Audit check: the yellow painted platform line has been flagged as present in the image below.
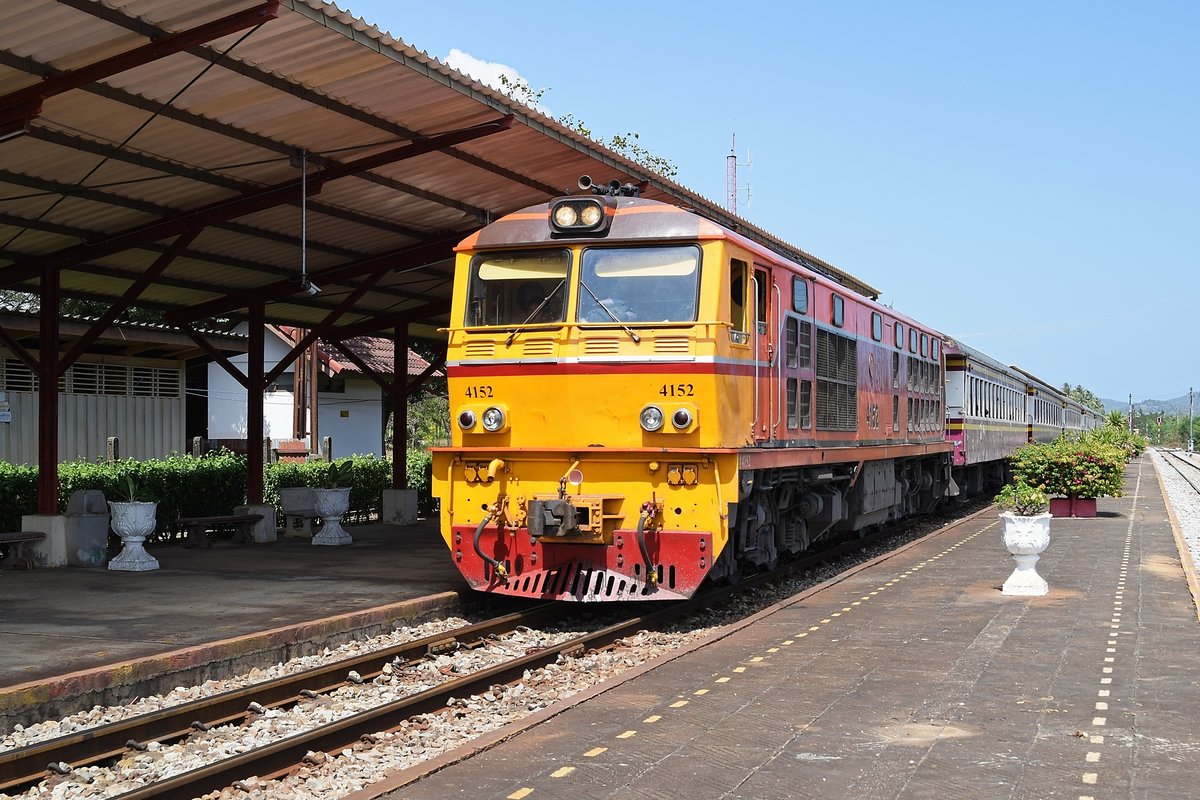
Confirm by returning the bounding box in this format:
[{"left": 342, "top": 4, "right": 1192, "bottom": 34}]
[
  {"left": 616, "top": 730, "right": 637, "bottom": 739},
  {"left": 507, "top": 789, "right": 534, "bottom": 799},
  {"left": 644, "top": 714, "right": 662, "bottom": 723},
  {"left": 669, "top": 700, "right": 688, "bottom": 708},
  {"left": 583, "top": 747, "right": 607, "bottom": 757},
  {"left": 550, "top": 766, "right": 575, "bottom": 778}
]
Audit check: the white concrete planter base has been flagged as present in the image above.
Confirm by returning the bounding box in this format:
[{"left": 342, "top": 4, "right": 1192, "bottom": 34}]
[
  {"left": 1000, "top": 511, "right": 1051, "bottom": 596},
  {"left": 108, "top": 501, "right": 160, "bottom": 572},
  {"left": 311, "top": 488, "right": 352, "bottom": 546}
]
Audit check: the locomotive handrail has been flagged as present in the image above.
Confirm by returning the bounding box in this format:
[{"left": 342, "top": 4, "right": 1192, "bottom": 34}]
[
  {"left": 751, "top": 274, "right": 760, "bottom": 436},
  {"left": 772, "top": 281, "right": 783, "bottom": 436}
]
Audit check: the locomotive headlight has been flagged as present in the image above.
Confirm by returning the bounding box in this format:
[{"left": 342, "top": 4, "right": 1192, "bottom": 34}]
[
  {"left": 457, "top": 409, "right": 477, "bottom": 430},
  {"left": 549, "top": 198, "right": 612, "bottom": 236},
  {"left": 552, "top": 203, "right": 579, "bottom": 227},
  {"left": 671, "top": 407, "right": 694, "bottom": 429},
  {"left": 639, "top": 405, "right": 665, "bottom": 432},
  {"left": 579, "top": 202, "right": 603, "bottom": 227},
  {"left": 481, "top": 406, "right": 506, "bottom": 432}
]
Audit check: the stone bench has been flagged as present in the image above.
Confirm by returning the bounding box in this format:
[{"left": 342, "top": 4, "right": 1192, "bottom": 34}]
[{"left": 174, "top": 514, "right": 264, "bottom": 549}]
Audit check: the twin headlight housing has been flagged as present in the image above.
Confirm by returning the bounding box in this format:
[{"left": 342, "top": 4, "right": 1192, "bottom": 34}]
[
  {"left": 548, "top": 197, "right": 613, "bottom": 236},
  {"left": 458, "top": 406, "right": 507, "bottom": 433},
  {"left": 639, "top": 404, "right": 697, "bottom": 433}
]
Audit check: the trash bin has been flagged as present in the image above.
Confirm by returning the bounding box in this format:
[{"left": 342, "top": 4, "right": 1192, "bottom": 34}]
[{"left": 64, "top": 490, "right": 109, "bottom": 567}]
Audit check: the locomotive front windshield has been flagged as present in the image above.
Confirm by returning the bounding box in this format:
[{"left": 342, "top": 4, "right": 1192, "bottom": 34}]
[
  {"left": 577, "top": 245, "right": 701, "bottom": 324},
  {"left": 464, "top": 249, "right": 570, "bottom": 327}
]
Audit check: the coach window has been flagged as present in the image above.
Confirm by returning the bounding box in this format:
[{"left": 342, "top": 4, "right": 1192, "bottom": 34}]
[
  {"left": 729, "top": 259, "right": 749, "bottom": 343},
  {"left": 892, "top": 351, "right": 900, "bottom": 389},
  {"left": 786, "top": 378, "right": 798, "bottom": 429},
  {"left": 832, "top": 294, "right": 845, "bottom": 327},
  {"left": 871, "top": 312, "right": 883, "bottom": 341},
  {"left": 894, "top": 322, "right": 903, "bottom": 348},
  {"left": 920, "top": 334, "right": 928, "bottom": 357},
  {"left": 892, "top": 395, "right": 899, "bottom": 432},
  {"left": 785, "top": 317, "right": 798, "bottom": 368},
  {"left": 758, "top": 267, "right": 768, "bottom": 333},
  {"left": 792, "top": 276, "right": 808, "bottom": 313},
  {"left": 932, "top": 338, "right": 940, "bottom": 361},
  {"left": 800, "top": 379, "right": 812, "bottom": 429},
  {"left": 909, "top": 328, "right": 918, "bottom": 353}
]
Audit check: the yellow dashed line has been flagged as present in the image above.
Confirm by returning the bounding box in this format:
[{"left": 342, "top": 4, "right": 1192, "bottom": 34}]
[
  {"left": 820, "top": 619, "right": 831, "bottom": 624},
  {"left": 715, "top": 677, "right": 731, "bottom": 683},
  {"left": 1090, "top": 735, "right": 1104, "bottom": 744},
  {"left": 616, "top": 730, "right": 637, "bottom": 739},
  {"left": 1093, "top": 716, "right": 1107, "bottom": 726},
  {"left": 750, "top": 656, "right": 764, "bottom": 662},
  {"left": 1095, "top": 702, "right": 1108, "bottom": 710},
  {"left": 782, "top": 640, "right": 794, "bottom": 645},
  {"left": 584, "top": 747, "right": 607, "bottom": 757},
  {"left": 670, "top": 700, "right": 688, "bottom": 708},
  {"left": 1082, "top": 773, "right": 1098, "bottom": 784},
  {"left": 551, "top": 766, "right": 575, "bottom": 778},
  {"left": 809, "top": 626, "right": 820, "bottom": 631},
  {"left": 733, "top": 667, "right": 746, "bottom": 673},
  {"left": 644, "top": 715, "right": 661, "bottom": 723},
  {"left": 1086, "top": 752, "right": 1100, "bottom": 763},
  {"left": 694, "top": 689, "right": 709, "bottom": 695},
  {"left": 1098, "top": 690, "right": 1109, "bottom": 697},
  {"left": 767, "top": 647, "right": 780, "bottom": 653},
  {"left": 507, "top": 789, "right": 534, "bottom": 799}
]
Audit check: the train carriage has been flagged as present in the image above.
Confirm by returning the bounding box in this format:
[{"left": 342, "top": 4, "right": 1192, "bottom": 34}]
[
  {"left": 432, "top": 181, "right": 954, "bottom": 601},
  {"left": 943, "top": 342, "right": 1029, "bottom": 494}
]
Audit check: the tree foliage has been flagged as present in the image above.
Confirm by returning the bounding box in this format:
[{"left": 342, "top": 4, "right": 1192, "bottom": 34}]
[
  {"left": 498, "top": 75, "right": 678, "bottom": 179},
  {"left": 1060, "top": 382, "right": 1105, "bottom": 413}
]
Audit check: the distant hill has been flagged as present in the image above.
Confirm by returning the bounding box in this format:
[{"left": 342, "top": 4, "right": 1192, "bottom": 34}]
[{"left": 1102, "top": 395, "right": 1192, "bottom": 415}]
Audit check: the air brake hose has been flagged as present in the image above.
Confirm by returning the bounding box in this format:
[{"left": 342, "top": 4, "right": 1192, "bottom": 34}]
[
  {"left": 472, "top": 512, "right": 507, "bottom": 583},
  {"left": 635, "top": 512, "right": 658, "bottom": 587}
]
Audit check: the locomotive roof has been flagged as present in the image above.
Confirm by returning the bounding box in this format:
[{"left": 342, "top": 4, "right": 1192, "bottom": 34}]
[{"left": 459, "top": 197, "right": 880, "bottom": 299}]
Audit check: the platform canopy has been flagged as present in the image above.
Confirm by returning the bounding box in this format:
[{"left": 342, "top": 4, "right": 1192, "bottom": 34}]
[
  {"left": 0, "top": 0, "right": 878, "bottom": 512},
  {"left": 0, "top": 0, "right": 874, "bottom": 342}
]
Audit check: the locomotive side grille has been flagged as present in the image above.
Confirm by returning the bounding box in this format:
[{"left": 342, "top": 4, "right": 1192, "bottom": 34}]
[
  {"left": 521, "top": 338, "right": 554, "bottom": 357},
  {"left": 815, "top": 328, "right": 858, "bottom": 430},
  {"left": 583, "top": 337, "right": 620, "bottom": 354},
  {"left": 464, "top": 341, "right": 495, "bottom": 359},
  {"left": 654, "top": 336, "right": 690, "bottom": 354}
]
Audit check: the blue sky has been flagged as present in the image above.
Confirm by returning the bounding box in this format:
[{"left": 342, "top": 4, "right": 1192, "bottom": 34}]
[{"left": 343, "top": 1, "right": 1196, "bottom": 403}]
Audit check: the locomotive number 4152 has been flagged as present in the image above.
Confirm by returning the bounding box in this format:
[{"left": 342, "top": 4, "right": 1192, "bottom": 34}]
[
  {"left": 658, "top": 383, "right": 694, "bottom": 397},
  {"left": 464, "top": 385, "right": 493, "bottom": 398}
]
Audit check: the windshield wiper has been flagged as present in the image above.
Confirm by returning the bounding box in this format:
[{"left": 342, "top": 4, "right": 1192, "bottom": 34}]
[
  {"left": 505, "top": 279, "right": 565, "bottom": 346},
  {"left": 580, "top": 281, "right": 641, "bottom": 343}
]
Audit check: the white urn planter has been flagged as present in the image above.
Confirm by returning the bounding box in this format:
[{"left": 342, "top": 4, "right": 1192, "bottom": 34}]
[
  {"left": 311, "top": 488, "right": 352, "bottom": 546},
  {"left": 108, "top": 501, "right": 160, "bottom": 572},
  {"left": 999, "top": 511, "right": 1051, "bottom": 596}
]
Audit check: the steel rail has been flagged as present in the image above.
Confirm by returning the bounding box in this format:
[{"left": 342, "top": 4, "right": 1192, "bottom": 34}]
[
  {"left": 0, "top": 604, "right": 564, "bottom": 792},
  {"left": 6, "top": 503, "right": 986, "bottom": 798},
  {"left": 1161, "top": 449, "right": 1200, "bottom": 495}
]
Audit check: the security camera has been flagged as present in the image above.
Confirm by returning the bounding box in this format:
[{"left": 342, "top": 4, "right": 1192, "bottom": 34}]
[{"left": 300, "top": 279, "right": 320, "bottom": 296}]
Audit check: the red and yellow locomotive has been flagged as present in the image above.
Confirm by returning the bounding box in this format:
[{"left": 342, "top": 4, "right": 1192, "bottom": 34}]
[{"left": 432, "top": 179, "right": 954, "bottom": 600}]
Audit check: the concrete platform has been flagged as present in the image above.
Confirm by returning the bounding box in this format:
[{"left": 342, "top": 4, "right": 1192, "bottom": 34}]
[
  {"left": 0, "top": 520, "right": 466, "bottom": 730},
  {"left": 380, "top": 456, "right": 1200, "bottom": 799}
]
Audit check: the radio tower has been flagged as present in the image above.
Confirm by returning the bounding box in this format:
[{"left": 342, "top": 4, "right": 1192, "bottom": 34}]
[{"left": 725, "top": 132, "right": 751, "bottom": 216}]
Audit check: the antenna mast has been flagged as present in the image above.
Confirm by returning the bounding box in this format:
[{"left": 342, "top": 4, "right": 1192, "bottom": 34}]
[{"left": 725, "top": 132, "right": 751, "bottom": 216}]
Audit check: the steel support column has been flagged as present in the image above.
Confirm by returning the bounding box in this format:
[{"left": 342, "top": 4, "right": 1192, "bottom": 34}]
[
  {"left": 393, "top": 324, "right": 409, "bottom": 488},
  {"left": 246, "top": 302, "right": 266, "bottom": 505},
  {"left": 37, "top": 263, "right": 60, "bottom": 514}
]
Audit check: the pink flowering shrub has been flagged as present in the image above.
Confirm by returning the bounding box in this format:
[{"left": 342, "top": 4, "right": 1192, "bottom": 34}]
[{"left": 1009, "top": 436, "right": 1125, "bottom": 499}]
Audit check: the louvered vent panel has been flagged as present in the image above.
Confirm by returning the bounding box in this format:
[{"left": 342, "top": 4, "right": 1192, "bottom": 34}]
[
  {"left": 584, "top": 338, "right": 620, "bottom": 354},
  {"left": 654, "top": 336, "right": 690, "bottom": 354},
  {"left": 2, "top": 359, "right": 36, "bottom": 392},
  {"left": 464, "top": 341, "right": 496, "bottom": 359},
  {"left": 69, "top": 363, "right": 101, "bottom": 394},
  {"left": 521, "top": 339, "right": 554, "bottom": 357},
  {"left": 815, "top": 329, "right": 858, "bottom": 431}
]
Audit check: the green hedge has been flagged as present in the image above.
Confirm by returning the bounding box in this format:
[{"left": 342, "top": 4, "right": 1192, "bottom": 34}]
[{"left": 0, "top": 451, "right": 434, "bottom": 532}]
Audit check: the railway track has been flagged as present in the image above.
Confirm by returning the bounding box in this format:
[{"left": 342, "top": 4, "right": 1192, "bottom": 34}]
[
  {"left": 1159, "top": 448, "right": 1200, "bottom": 494},
  {"left": 0, "top": 502, "right": 989, "bottom": 800}
]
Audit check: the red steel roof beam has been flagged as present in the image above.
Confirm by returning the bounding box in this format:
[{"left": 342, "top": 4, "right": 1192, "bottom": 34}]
[
  {"left": 0, "top": 2, "right": 280, "bottom": 137},
  {"left": 167, "top": 235, "right": 461, "bottom": 325},
  {"left": 0, "top": 116, "right": 514, "bottom": 289}
]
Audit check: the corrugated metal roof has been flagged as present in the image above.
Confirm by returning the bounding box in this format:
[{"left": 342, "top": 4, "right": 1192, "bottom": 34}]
[{"left": 0, "top": 0, "right": 877, "bottom": 350}]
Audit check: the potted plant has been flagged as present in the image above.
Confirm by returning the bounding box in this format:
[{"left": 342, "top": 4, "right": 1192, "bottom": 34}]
[
  {"left": 108, "top": 475, "right": 160, "bottom": 571},
  {"left": 312, "top": 459, "right": 354, "bottom": 546},
  {"left": 994, "top": 481, "right": 1050, "bottom": 596}
]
